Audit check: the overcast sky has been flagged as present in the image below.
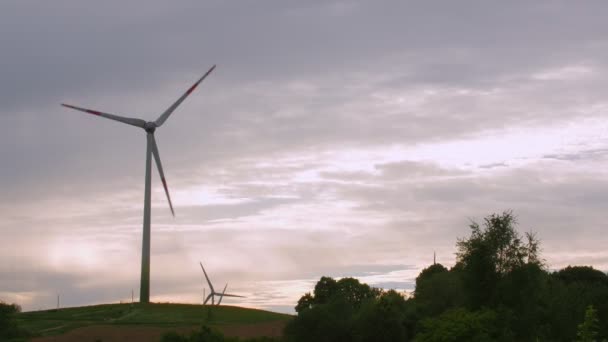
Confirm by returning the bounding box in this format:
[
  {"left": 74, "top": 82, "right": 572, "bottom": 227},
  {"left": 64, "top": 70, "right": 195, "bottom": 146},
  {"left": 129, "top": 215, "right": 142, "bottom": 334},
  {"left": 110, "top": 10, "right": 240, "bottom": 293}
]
[{"left": 2, "top": 1, "right": 608, "bottom": 313}]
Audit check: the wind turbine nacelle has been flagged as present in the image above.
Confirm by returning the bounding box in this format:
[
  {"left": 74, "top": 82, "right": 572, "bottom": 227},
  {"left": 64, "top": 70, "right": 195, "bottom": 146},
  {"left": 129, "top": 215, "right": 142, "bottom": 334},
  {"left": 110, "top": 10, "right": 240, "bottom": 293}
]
[{"left": 144, "top": 122, "right": 157, "bottom": 133}]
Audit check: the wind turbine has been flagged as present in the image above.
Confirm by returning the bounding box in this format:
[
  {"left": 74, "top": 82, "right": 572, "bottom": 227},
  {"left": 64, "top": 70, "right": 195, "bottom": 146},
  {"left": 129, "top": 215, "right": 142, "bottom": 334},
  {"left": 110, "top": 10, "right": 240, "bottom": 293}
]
[
  {"left": 199, "top": 261, "right": 244, "bottom": 305},
  {"left": 62, "top": 65, "right": 216, "bottom": 303}
]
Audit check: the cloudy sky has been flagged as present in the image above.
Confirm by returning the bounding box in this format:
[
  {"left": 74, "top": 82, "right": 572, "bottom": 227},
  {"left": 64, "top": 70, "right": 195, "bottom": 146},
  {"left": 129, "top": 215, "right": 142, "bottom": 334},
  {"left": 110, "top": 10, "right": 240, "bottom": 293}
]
[{"left": 2, "top": 1, "right": 608, "bottom": 313}]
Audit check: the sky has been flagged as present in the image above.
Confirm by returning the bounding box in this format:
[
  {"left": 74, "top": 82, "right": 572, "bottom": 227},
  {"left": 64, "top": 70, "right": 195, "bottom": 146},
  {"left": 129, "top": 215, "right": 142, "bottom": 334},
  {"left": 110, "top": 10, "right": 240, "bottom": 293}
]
[{"left": 2, "top": 1, "right": 608, "bottom": 313}]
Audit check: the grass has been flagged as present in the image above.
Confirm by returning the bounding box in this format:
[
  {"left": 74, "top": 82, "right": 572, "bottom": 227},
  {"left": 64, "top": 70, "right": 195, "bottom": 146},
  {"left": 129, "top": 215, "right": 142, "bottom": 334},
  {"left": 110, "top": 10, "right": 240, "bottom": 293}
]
[{"left": 17, "top": 303, "right": 292, "bottom": 337}]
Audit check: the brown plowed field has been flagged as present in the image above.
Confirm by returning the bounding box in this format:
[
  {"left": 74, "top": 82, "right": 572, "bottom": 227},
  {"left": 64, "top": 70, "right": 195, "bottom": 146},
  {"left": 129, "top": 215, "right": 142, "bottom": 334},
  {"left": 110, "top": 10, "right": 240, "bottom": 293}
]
[{"left": 31, "top": 320, "right": 287, "bottom": 342}]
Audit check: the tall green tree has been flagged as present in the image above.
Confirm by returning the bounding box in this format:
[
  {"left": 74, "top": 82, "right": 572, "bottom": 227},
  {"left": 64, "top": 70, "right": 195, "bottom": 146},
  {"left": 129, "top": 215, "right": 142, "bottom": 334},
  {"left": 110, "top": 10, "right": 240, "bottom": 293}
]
[
  {"left": 352, "top": 290, "right": 410, "bottom": 342},
  {"left": 414, "top": 264, "right": 464, "bottom": 317},
  {"left": 455, "top": 211, "right": 542, "bottom": 308},
  {"left": 576, "top": 305, "right": 600, "bottom": 342},
  {"left": 287, "top": 277, "right": 391, "bottom": 342}
]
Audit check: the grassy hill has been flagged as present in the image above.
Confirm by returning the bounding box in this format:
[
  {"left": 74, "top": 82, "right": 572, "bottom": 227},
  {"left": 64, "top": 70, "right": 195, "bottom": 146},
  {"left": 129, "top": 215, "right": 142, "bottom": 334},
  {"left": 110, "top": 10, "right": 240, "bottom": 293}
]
[{"left": 17, "top": 303, "right": 292, "bottom": 340}]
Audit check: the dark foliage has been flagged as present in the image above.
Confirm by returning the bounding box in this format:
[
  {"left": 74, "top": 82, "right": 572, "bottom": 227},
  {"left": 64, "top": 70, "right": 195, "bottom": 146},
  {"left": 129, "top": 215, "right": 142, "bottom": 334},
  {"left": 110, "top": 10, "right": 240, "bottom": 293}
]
[
  {"left": 556, "top": 266, "right": 608, "bottom": 285},
  {"left": 0, "top": 302, "right": 27, "bottom": 340},
  {"left": 414, "top": 263, "right": 464, "bottom": 317},
  {"left": 415, "top": 308, "right": 501, "bottom": 342},
  {"left": 286, "top": 211, "right": 608, "bottom": 342},
  {"left": 352, "top": 290, "right": 410, "bottom": 342},
  {"left": 285, "top": 277, "right": 395, "bottom": 342},
  {"left": 456, "top": 211, "right": 543, "bottom": 309}
]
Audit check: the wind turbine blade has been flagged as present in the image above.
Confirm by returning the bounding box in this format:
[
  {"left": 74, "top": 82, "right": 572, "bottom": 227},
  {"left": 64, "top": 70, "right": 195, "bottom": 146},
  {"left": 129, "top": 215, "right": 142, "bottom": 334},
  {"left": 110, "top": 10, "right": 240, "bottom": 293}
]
[
  {"left": 61, "top": 103, "right": 146, "bottom": 128},
  {"left": 221, "top": 294, "right": 245, "bottom": 298},
  {"left": 149, "top": 134, "right": 174, "bottom": 217},
  {"left": 218, "top": 284, "right": 228, "bottom": 305},
  {"left": 204, "top": 293, "right": 212, "bottom": 305},
  {"left": 155, "top": 65, "right": 216, "bottom": 127},
  {"left": 199, "top": 262, "right": 215, "bottom": 293}
]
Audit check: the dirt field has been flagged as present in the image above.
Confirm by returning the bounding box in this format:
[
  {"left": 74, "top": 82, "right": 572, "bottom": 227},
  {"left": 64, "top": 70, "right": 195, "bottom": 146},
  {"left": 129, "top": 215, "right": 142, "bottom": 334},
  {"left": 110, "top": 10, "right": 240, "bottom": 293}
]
[{"left": 31, "top": 320, "right": 287, "bottom": 342}]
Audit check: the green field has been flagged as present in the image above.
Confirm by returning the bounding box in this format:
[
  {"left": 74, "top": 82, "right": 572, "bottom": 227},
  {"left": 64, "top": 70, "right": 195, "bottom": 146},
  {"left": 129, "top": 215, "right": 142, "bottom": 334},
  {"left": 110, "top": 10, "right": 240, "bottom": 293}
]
[{"left": 17, "top": 303, "right": 292, "bottom": 338}]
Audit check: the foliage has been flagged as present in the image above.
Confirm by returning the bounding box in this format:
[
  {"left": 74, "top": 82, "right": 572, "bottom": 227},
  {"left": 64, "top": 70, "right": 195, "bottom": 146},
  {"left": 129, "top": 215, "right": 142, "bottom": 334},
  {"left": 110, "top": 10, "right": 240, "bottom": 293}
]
[
  {"left": 287, "top": 212, "right": 608, "bottom": 342},
  {"left": 557, "top": 266, "right": 608, "bottom": 285},
  {"left": 286, "top": 277, "right": 406, "bottom": 342},
  {"left": 576, "top": 305, "right": 600, "bottom": 342},
  {"left": 294, "top": 293, "right": 314, "bottom": 313},
  {"left": 0, "top": 301, "right": 26, "bottom": 340},
  {"left": 414, "top": 308, "right": 500, "bottom": 342},
  {"left": 414, "top": 263, "right": 464, "bottom": 317},
  {"left": 352, "top": 290, "right": 410, "bottom": 342},
  {"left": 539, "top": 266, "right": 608, "bottom": 341},
  {"left": 308, "top": 276, "right": 381, "bottom": 310},
  {"left": 285, "top": 295, "right": 356, "bottom": 342},
  {"left": 455, "top": 211, "right": 542, "bottom": 309},
  {"left": 493, "top": 263, "right": 550, "bottom": 339}
]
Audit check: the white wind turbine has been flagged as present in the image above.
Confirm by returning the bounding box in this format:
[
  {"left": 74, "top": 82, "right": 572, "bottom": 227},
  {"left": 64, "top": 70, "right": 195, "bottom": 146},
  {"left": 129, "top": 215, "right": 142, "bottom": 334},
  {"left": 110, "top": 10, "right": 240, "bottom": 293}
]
[
  {"left": 200, "top": 262, "right": 244, "bottom": 305},
  {"left": 62, "top": 65, "right": 216, "bottom": 303}
]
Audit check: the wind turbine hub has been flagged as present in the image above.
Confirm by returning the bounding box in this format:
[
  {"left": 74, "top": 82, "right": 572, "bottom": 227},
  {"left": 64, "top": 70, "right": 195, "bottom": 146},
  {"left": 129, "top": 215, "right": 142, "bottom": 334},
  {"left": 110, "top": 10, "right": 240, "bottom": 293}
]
[{"left": 144, "top": 122, "right": 157, "bottom": 133}]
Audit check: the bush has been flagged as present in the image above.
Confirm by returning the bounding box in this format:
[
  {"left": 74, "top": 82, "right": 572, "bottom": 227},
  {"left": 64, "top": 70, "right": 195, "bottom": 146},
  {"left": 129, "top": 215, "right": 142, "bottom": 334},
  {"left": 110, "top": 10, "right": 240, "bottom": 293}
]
[
  {"left": 352, "top": 290, "right": 410, "bottom": 342},
  {"left": 414, "top": 308, "right": 501, "bottom": 342},
  {"left": 0, "top": 301, "right": 25, "bottom": 339},
  {"left": 286, "top": 277, "right": 413, "bottom": 342}
]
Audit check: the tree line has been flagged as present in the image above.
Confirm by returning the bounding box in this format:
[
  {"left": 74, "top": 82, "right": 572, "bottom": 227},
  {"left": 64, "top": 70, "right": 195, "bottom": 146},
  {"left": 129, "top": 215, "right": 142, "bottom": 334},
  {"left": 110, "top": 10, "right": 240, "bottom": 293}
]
[{"left": 284, "top": 211, "right": 608, "bottom": 341}]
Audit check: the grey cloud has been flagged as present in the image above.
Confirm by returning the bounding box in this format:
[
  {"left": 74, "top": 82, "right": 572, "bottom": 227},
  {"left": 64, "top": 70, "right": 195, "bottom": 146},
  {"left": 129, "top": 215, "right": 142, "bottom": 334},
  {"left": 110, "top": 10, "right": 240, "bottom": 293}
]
[
  {"left": 479, "top": 162, "right": 508, "bottom": 169},
  {"left": 371, "top": 281, "right": 415, "bottom": 290},
  {"left": 543, "top": 148, "right": 608, "bottom": 162},
  {"left": 0, "top": 268, "right": 83, "bottom": 293},
  {"left": 375, "top": 160, "right": 465, "bottom": 180},
  {"left": 4, "top": 0, "right": 608, "bottom": 113},
  {"left": 310, "top": 264, "right": 416, "bottom": 279},
  {"left": 178, "top": 198, "right": 301, "bottom": 224}
]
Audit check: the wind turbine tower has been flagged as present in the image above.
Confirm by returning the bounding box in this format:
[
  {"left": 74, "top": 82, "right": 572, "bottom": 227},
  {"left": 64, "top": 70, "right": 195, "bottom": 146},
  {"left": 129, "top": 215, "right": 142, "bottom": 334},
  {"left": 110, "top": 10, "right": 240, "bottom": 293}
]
[{"left": 62, "top": 65, "right": 216, "bottom": 303}]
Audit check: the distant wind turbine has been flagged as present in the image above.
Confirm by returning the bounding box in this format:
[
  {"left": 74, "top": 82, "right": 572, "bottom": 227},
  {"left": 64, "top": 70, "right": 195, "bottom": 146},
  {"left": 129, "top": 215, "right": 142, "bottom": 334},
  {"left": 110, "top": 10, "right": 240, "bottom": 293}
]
[
  {"left": 200, "top": 261, "right": 244, "bottom": 305},
  {"left": 62, "top": 65, "right": 216, "bottom": 303}
]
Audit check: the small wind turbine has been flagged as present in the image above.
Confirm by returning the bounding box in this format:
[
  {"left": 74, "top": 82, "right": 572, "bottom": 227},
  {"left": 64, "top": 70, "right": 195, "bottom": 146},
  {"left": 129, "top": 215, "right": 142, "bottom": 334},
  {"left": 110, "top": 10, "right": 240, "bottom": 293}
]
[
  {"left": 199, "top": 261, "right": 244, "bottom": 305},
  {"left": 62, "top": 65, "right": 216, "bottom": 303}
]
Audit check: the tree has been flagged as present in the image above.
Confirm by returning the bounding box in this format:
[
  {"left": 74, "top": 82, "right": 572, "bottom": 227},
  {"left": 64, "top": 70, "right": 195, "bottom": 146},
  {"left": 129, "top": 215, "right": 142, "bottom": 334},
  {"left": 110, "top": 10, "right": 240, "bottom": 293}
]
[
  {"left": 287, "top": 277, "right": 390, "bottom": 342},
  {"left": 0, "top": 302, "right": 25, "bottom": 339},
  {"left": 494, "top": 263, "right": 550, "bottom": 340},
  {"left": 576, "top": 305, "right": 600, "bottom": 342},
  {"left": 352, "top": 290, "right": 410, "bottom": 342},
  {"left": 334, "top": 277, "right": 380, "bottom": 309},
  {"left": 556, "top": 266, "right": 608, "bottom": 285},
  {"left": 312, "top": 276, "right": 338, "bottom": 304},
  {"left": 414, "top": 264, "right": 464, "bottom": 317},
  {"left": 297, "top": 276, "right": 380, "bottom": 311},
  {"left": 414, "top": 308, "right": 502, "bottom": 342},
  {"left": 455, "top": 211, "right": 542, "bottom": 308},
  {"left": 295, "top": 292, "right": 314, "bottom": 313},
  {"left": 416, "top": 264, "right": 448, "bottom": 284},
  {"left": 285, "top": 297, "right": 355, "bottom": 342}
]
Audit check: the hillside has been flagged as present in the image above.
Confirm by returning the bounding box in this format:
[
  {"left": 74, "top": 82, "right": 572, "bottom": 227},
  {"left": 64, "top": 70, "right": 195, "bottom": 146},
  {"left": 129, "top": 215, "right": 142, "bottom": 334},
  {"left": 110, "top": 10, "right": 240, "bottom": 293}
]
[{"left": 17, "top": 303, "right": 292, "bottom": 341}]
